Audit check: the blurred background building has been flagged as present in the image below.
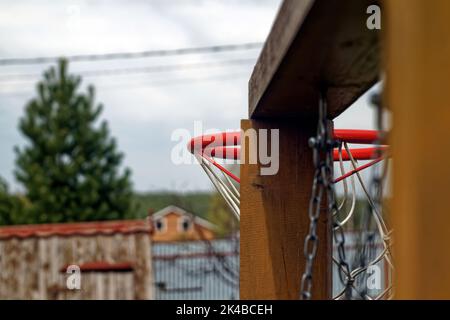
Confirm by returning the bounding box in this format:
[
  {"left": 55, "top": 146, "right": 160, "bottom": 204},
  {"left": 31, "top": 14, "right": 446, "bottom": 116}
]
[{"left": 0, "top": 219, "right": 153, "bottom": 299}]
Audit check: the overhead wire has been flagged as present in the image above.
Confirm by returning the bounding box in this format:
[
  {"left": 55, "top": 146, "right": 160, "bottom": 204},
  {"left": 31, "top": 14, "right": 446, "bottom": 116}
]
[
  {"left": 0, "top": 58, "right": 256, "bottom": 83},
  {"left": 0, "top": 42, "right": 263, "bottom": 66}
]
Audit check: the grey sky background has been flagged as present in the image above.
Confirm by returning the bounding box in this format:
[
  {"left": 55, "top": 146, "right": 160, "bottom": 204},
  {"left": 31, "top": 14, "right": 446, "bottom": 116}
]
[{"left": 0, "top": 0, "right": 377, "bottom": 193}]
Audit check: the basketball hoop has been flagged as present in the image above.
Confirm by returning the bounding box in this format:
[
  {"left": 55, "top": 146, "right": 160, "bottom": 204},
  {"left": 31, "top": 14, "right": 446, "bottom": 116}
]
[
  {"left": 188, "top": 129, "right": 388, "bottom": 221},
  {"left": 189, "top": 124, "right": 393, "bottom": 299}
]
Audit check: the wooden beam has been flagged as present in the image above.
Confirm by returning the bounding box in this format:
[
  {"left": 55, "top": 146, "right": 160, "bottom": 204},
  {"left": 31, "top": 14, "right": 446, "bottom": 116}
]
[
  {"left": 249, "top": 0, "right": 380, "bottom": 119},
  {"left": 386, "top": 0, "right": 450, "bottom": 299},
  {"left": 240, "top": 119, "right": 331, "bottom": 299}
]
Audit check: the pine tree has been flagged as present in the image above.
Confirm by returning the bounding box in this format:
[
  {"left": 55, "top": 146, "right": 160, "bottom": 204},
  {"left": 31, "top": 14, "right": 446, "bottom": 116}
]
[
  {"left": 0, "top": 176, "right": 30, "bottom": 225},
  {"left": 14, "top": 59, "right": 134, "bottom": 223}
]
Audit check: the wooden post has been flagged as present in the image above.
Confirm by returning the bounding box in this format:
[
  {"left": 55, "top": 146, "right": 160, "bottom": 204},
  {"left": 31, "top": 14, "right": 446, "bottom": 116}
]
[
  {"left": 240, "top": 118, "right": 331, "bottom": 299},
  {"left": 240, "top": 0, "right": 381, "bottom": 299},
  {"left": 385, "top": 0, "right": 450, "bottom": 299}
]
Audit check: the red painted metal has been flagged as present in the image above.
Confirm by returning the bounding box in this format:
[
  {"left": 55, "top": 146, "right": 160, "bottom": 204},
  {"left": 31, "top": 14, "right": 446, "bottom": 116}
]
[
  {"left": 333, "top": 157, "right": 385, "bottom": 183},
  {"left": 0, "top": 220, "right": 151, "bottom": 239},
  {"left": 333, "top": 129, "right": 381, "bottom": 144},
  {"left": 188, "top": 129, "right": 382, "bottom": 156},
  {"left": 204, "top": 146, "right": 387, "bottom": 161},
  {"left": 335, "top": 146, "right": 388, "bottom": 161},
  {"left": 200, "top": 153, "right": 240, "bottom": 183},
  {"left": 188, "top": 129, "right": 388, "bottom": 185},
  {"left": 188, "top": 131, "right": 240, "bottom": 154}
]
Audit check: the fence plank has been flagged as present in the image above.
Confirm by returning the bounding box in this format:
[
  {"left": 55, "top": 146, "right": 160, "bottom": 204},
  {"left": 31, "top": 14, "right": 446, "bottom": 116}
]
[{"left": 0, "top": 232, "right": 152, "bottom": 300}]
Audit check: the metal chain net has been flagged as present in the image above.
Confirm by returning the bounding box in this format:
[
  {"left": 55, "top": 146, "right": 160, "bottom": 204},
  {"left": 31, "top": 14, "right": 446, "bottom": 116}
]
[{"left": 300, "top": 92, "right": 394, "bottom": 300}]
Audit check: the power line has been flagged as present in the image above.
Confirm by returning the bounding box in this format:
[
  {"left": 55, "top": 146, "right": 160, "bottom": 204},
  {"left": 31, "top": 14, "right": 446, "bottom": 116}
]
[
  {"left": 0, "top": 58, "right": 255, "bottom": 82},
  {"left": 0, "top": 42, "right": 263, "bottom": 66},
  {"left": 0, "top": 72, "right": 249, "bottom": 96}
]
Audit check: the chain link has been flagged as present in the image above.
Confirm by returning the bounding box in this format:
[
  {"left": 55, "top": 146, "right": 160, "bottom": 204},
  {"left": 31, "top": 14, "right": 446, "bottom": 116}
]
[
  {"left": 299, "top": 93, "right": 326, "bottom": 299},
  {"left": 300, "top": 93, "right": 352, "bottom": 299},
  {"left": 300, "top": 90, "right": 393, "bottom": 300}
]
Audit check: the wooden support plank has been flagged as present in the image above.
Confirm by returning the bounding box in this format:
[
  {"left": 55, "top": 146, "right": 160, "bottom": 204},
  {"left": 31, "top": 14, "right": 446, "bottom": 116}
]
[
  {"left": 240, "top": 119, "right": 331, "bottom": 299},
  {"left": 385, "top": 0, "right": 450, "bottom": 299},
  {"left": 249, "top": 0, "right": 380, "bottom": 119}
]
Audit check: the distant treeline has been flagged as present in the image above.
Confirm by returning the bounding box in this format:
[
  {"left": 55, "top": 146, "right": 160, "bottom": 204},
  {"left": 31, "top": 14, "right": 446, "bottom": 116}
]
[{"left": 132, "top": 191, "right": 214, "bottom": 219}]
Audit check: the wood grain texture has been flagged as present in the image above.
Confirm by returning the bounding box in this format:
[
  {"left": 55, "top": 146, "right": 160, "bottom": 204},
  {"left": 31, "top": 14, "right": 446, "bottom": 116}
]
[
  {"left": 240, "top": 119, "right": 331, "bottom": 299},
  {"left": 385, "top": 0, "right": 450, "bottom": 299},
  {"left": 0, "top": 231, "right": 152, "bottom": 299},
  {"left": 249, "top": 0, "right": 380, "bottom": 119}
]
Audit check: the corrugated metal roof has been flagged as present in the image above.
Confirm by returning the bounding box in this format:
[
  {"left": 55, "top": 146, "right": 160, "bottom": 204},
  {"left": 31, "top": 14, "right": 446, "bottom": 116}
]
[{"left": 0, "top": 219, "right": 152, "bottom": 239}]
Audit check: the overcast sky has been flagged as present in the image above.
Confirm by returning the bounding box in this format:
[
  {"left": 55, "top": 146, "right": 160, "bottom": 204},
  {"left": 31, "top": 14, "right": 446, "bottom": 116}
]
[{"left": 0, "top": 0, "right": 378, "bottom": 193}]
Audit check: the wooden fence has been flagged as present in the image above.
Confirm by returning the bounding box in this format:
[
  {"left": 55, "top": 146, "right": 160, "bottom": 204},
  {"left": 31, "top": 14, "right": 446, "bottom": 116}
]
[{"left": 0, "top": 220, "right": 153, "bottom": 299}]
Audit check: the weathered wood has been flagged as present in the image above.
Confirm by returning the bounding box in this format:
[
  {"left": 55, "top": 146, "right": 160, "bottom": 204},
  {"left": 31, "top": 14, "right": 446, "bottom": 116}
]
[
  {"left": 240, "top": 119, "right": 331, "bottom": 299},
  {"left": 0, "top": 229, "right": 152, "bottom": 299},
  {"left": 249, "top": 0, "right": 380, "bottom": 119},
  {"left": 386, "top": 0, "right": 450, "bottom": 299}
]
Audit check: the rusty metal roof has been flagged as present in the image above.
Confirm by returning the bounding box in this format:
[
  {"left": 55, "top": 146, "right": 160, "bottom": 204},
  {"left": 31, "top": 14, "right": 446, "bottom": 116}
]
[{"left": 0, "top": 219, "right": 152, "bottom": 239}]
